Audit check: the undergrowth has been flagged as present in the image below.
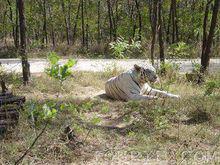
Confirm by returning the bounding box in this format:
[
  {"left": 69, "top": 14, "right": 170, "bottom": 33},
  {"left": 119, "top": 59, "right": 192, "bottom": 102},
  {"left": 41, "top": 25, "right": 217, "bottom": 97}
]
[{"left": 0, "top": 69, "right": 219, "bottom": 164}]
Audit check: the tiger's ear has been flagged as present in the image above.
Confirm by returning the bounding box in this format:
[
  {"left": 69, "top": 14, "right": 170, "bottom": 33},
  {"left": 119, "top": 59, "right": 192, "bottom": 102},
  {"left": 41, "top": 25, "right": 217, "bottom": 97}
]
[{"left": 134, "top": 64, "right": 141, "bottom": 72}]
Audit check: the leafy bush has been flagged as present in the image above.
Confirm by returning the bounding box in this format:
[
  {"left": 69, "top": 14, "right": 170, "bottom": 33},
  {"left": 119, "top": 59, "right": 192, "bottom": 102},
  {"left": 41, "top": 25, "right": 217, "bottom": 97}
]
[
  {"left": 158, "top": 62, "right": 180, "bottom": 80},
  {"left": 45, "top": 52, "right": 76, "bottom": 85},
  {"left": 27, "top": 101, "right": 61, "bottom": 125},
  {"left": 205, "top": 80, "right": 220, "bottom": 96},
  {"left": 192, "top": 61, "right": 201, "bottom": 73},
  {"left": 185, "top": 61, "right": 202, "bottom": 83},
  {"left": 109, "top": 37, "right": 141, "bottom": 59},
  {"left": 0, "top": 66, "right": 21, "bottom": 92},
  {"left": 167, "top": 42, "right": 191, "bottom": 58}
]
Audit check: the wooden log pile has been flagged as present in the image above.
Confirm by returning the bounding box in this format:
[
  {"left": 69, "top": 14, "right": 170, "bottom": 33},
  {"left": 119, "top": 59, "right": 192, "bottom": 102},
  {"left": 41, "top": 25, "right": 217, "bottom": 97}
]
[{"left": 0, "top": 92, "right": 25, "bottom": 135}]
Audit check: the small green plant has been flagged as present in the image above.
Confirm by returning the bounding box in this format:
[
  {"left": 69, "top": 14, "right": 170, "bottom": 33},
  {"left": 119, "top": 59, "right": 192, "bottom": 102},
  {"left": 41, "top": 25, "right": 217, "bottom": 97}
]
[
  {"left": 185, "top": 61, "right": 202, "bottom": 83},
  {"left": 45, "top": 52, "right": 76, "bottom": 86},
  {"left": 205, "top": 80, "right": 220, "bottom": 96},
  {"left": 158, "top": 62, "right": 180, "bottom": 86},
  {"left": 16, "top": 100, "right": 61, "bottom": 164},
  {"left": 27, "top": 101, "right": 62, "bottom": 125},
  {"left": 159, "top": 62, "right": 180, "bottom": 74},
  {"left": 167, "top": 42, "right": 190, "bottom": 58},
  {"left": 192, "top": 61, "right": 201, "bottom": 73},
  {"left": 152, "top": 107, "right": 176, "bottom": 130},
  {"left": 90, "top": 116, "right": 102, "bottom": 125},
  {"left": 101, "top": 104, "right": 110, "bottom": 114},
  {"left": 109, "top": 37, "right": 141, "bottom": 59}
]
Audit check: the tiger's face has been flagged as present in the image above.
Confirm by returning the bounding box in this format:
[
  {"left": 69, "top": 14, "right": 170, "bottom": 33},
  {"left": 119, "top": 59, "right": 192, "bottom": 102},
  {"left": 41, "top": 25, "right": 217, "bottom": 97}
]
[{"left": 134, "top": 64, "right": 159, "bottom": 84}]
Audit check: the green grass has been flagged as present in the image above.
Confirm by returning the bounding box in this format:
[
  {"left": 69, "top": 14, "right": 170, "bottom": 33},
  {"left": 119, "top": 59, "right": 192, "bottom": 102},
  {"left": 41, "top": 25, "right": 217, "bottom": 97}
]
[{"left": 0, "top": 70, "right": 220, "bottom": 164}]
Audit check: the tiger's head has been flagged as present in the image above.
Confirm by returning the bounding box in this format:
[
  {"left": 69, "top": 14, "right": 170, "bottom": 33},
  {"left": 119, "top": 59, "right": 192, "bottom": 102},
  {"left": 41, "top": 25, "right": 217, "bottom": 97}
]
[{"left": 134, "top": 64, "right": 159, "bottom": 84}]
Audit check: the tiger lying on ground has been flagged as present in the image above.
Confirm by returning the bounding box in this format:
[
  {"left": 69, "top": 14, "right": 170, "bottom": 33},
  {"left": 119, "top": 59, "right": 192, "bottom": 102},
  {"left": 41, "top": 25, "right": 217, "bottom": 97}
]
[{"left": 105, "top": 64, "right": 180, "bottom": 101}]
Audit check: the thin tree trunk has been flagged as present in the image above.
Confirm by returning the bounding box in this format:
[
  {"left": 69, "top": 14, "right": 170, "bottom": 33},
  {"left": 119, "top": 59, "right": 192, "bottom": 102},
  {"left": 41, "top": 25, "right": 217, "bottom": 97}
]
[
  {"left": 17, "top": 0, "right": 30, "bottom": 85},
  {"left": 72, "top": 0, "right": 81, "bottom": 44},
  {"left": 7, "top": 0, "right": 16, "bottom": 47},
  {"left": 61, "top": 0, "right": 70, "bottom": 45},
  {"left": 171, "top": 0, "right": 178, "bottom": 43},
  {"left": 15, "top": 0, "right": 19, "bottom": 49},
  {"left": 107, "top": 0, "right": 113, "bottom": 41},
  {"left": 150, "top": 0, "right": 158, "bottom": 65},
  {"left": 97, "top": 0, "right": 101, "bottom": 44},
  {"left": 81, "top": 0, "right": 85, "bottom": 47},
  {"left": 158, "top": 0, "right": 165, "bottom": 64},
  {"left": 42, "top": 0, "right": 48, "bottom": 47},
  {"left": 67, "top": 0, "right": 72, "bottom": 42},
  {"left": 113, "top": 0, "right": 118, "bottom": 41},
  {"left": 166, "top": 2, "right": 172, "bottom": 44},
  {"left": 134, "top": 0, "right": 142, "bottom": 41},
  {"left": 128, "top": 2, "right": 135, "bottom": 40},
  {"left": 48, "top": 5, "right": 55, "bottom": 48},
  {"left": 201, "top": 0, "right": 219, "bottom": 73},
  {"left": 85, "top": 0, "right": 89, "bottom": 49},
  {"left": 3, "top": 11, "right": 7, "bottom": 46}
]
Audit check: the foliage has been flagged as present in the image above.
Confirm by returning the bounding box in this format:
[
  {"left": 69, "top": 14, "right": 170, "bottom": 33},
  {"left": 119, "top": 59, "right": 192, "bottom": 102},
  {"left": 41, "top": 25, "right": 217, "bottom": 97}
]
[
  {"left": 27, "top": 101, "right": 60, "bottom": 125},
  {"left": 109, "top": 37, "right": 141, "bottom": 59},
  {"left": 205, "top": 80, "right": 220, "bottom": 96},
  {"left": 1, "top": 71, "right": 220, "bottom": 164},
  {"left": 158, "top": 62, "right": 180, "bottom": 83},
  {"left": 45, "top": 52, "right": 76, "bottom": 84},
  {"left": 185, "top": 62, "right": 202, "bottom": 83},
  {"left": 192, "top": 61, "right": 201, "bottom": 73},
  {"left": 167, "top": 42, "right": 191, "bottom": 58},
  {"left": 0, "top": 66, "right": 21, "bottom": 91}
]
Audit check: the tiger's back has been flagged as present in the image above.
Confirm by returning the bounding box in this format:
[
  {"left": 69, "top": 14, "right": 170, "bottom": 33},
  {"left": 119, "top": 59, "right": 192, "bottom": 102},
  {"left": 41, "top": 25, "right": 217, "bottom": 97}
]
[{"left": 105, "top": 69, "right": 141, "bottom": 101}]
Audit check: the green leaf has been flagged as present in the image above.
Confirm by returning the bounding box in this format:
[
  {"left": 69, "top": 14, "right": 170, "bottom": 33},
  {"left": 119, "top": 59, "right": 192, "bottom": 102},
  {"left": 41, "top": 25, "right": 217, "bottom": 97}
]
[
  {"left": 48, "top": 52, "right": 60, "bottom": 65},
  {"left": 91, "top": 117, "right": 101, "bottom": 125},
  {"left": 66, "top": 59, "right": 76, "bottom": 68}
]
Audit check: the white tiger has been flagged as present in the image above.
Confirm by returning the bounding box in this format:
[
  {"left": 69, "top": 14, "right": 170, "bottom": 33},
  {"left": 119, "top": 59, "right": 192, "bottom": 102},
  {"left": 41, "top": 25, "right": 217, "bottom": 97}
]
[{"left": 105, "top": 64, "right": 180, "bottom": 101}]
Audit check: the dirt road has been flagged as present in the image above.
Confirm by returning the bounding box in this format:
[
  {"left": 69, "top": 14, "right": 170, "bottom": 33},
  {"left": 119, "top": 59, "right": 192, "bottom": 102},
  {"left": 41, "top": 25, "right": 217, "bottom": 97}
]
[{"left": 0, "top": 58, "right": 219, "bottom": 73}]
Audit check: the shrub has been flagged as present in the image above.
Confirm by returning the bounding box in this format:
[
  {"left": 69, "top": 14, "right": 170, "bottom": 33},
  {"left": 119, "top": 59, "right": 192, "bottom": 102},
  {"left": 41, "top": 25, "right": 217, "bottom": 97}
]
[
  {"left": 45, "top": 52, "right": 76, "bottom": 85},
  {"left": 109, "top": 37, "right": 141, "bottom": 59},
  {"left": 167, "top": 42, "right": 190, "bottom": 58},
  {"left": 205, "top": 80, "right": 220, "bottom": 96},
  {"left": 159, "top": 62, "right": 180, "bottom": 80}
]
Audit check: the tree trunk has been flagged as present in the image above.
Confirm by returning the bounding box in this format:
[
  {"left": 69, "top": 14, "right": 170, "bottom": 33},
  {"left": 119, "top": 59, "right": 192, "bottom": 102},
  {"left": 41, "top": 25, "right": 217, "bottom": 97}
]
[
  {"left": 81, "top": 0, "right": 85, "bottom": 47},
  {"left": 72, "top": 0, "right": 81, "bottom": 44},
  {"left": 15, "top": 0, "right": 20, "bottom": 49},
  {"left": 42, "top": 0, "right": 48, "bottom": 47},
  {"left": 107, "top": 0, "right": 113, "bottom": 41},
  {"left": 48, "top": 4, "right": 55, "bottom": 48},
  {"left": 7, "top": 0, "right": 16, "bottom": 48},
  {"left": 61, "top": 0, "right": 70, "bottom": 45},
  {"left": 17, "top": 0, "right": 30, "bottom": 85},
  {"left": 201, "top": 1, "right": 212, "bottom": 58},
  {"left": 97, "top": 0, "right": 101, "bottom": 44},
  {"left": 134, "top": 0, "right": 142, "bottom": 41},
  {"left": 113, "top": 0, "right": 118, "bottom": 41},
  {"left": 67, "top": 0, "right": 72, "bottom": 42},
  {"left": 150, "top": 0, "right": 158, "bottom": 65},
  {"left": 3, "top": 11, "right": 7, "bottom": 46},
  {"left": 201, "top": 0, "right": 219, "bottom": 73},
  {"left": 85, "top": 0, "right": 89, "bottom": 49},
  {"left": 158, "top": 0, "right": 165, "bottom": 64},
  {"left": 166, "top": 2, "right": 172, "bottom": 44}
]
